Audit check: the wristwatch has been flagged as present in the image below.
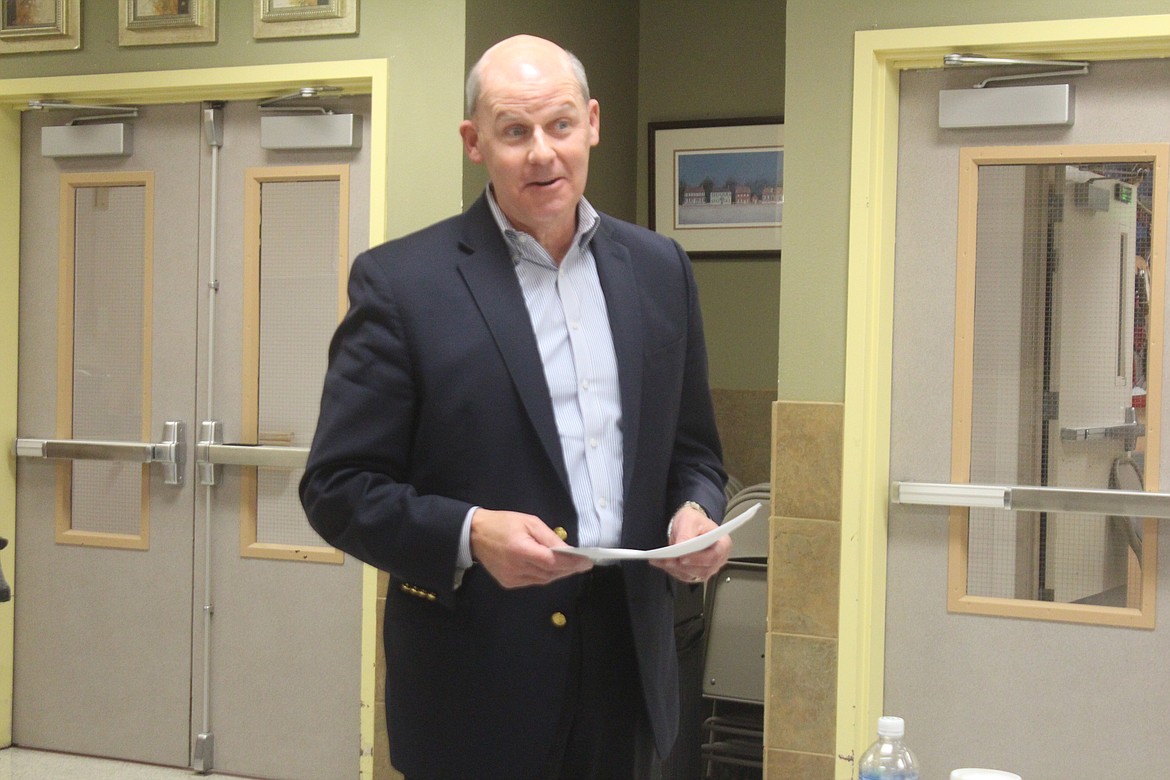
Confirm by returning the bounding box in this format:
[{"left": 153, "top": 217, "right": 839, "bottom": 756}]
[
  {"left": 668, "top": 499, "right": 711, "bottom": 542},
  {"left": 677, "top": 499, "right": 711, "bottom": 518}
]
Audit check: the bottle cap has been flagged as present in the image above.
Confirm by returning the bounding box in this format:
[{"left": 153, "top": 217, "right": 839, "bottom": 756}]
[{"left": 877, "top": 715, "right": 905, "bottom": 738}]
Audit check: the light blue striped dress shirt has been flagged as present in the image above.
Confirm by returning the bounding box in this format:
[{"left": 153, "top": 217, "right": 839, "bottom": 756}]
[{"left": 457, "top": 189, "right": 625, "bottom": 570}]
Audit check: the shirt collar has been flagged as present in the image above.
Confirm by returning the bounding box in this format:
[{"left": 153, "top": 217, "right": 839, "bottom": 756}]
[{"left": 484, "top": 185, "right": 601, "bottom": 266}]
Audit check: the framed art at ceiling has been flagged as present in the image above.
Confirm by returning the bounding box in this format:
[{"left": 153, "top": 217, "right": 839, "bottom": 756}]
[
  {"left": 118, "top": 0, "right": 216, "bottom": 46},
  {"left": 253, "top": 0, "right": 357, "bottom": 39},
  {"left": 0, "top": 0, "right": 80, "bottom": 54}
]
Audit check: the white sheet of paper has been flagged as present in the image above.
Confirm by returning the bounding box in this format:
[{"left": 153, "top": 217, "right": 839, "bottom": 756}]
[{"left": 552, "top": 502, "right": 761, "bottom": 562}]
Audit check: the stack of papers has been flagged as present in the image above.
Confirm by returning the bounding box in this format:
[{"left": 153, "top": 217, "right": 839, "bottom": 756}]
[{"left": 553, "top": 502, "right": 761, "bottom": 562}]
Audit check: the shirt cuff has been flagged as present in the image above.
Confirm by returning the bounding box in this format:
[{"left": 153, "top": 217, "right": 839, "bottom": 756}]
[{"left": 454, "top": 506, "right": 477, "bottom": 589}]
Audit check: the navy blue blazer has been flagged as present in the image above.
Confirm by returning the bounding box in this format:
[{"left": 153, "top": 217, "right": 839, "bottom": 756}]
[{"left": 300, "top": 195, "right": 726, "bottom": 779}]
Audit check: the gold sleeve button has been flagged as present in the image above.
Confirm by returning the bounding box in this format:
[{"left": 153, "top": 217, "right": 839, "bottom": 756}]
[
  {"left": 553, "top": 526, "right": 568, "bottom": 541},
  {"left": 399, "top": 582, "right": 437, "bottom": 602},
  {"left": 550, "top": 612, "right": 567, "bottom": 628}
]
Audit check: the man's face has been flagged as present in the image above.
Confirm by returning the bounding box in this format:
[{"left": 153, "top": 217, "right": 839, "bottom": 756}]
[{"left": 460, "top": 46, "right": 600, "bottom": 243}]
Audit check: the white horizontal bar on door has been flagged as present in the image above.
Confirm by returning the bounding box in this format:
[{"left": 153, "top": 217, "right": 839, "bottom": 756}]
[
  {"left": 197, "top": 442, "right": 309, "bottom": 470},
  {"left": 891, "top": 481, "right": 1170, "bottom": 519}
]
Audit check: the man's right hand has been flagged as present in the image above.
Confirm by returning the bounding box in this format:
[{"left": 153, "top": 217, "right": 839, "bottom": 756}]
[{"left": 469, "top": 508, "right": 593, "bottom": 588}]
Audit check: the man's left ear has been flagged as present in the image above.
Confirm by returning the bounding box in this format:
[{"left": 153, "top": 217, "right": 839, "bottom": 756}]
[{"left": 588, "top": 99, "right": 600, "bottom": 147}]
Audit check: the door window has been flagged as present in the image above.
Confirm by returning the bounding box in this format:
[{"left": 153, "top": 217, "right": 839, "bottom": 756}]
[
  {"left": 59, "top": 174, "right": 152, "bottom": 548},
  {"left": 948, "top": 144, "right": 1164, "bottom": 627}
]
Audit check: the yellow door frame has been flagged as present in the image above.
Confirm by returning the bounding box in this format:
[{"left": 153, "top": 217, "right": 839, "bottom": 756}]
[
  {"left": 839, "top": 14, "right": 1170, "bottom": 779},
  {"left": 0, "top": 60, "right": 389, "bottom": 777}
]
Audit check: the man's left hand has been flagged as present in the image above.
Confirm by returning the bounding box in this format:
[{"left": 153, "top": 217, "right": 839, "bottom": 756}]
[{"left": 650, "top": 503, "right": 731, "bottom": 584}]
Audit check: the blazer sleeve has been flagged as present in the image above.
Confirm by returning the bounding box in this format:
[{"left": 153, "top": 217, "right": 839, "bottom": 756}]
[
  {"left": 665, "top": 239, "right": 728, "bottom": 521},
  {"left": 299, "top": 248, "right": 471, "bottom": 602}
]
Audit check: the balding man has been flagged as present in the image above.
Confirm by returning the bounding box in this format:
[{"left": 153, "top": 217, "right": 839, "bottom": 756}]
[{"left": 301, "top": 34, "right": 728, "bottom": 780}]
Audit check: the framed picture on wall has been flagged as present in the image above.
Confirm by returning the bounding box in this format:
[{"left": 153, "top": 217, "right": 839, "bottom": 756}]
[
  {"left": 253, "top": 0, "right": 357, "bottom": 40},
  {"left": 649, "top": 117, "right": 783, "bottom": 259},
  {"left": 0, "top": 0, "right": 81, "bottom": 54},
  {"left": 118, "top": 0, "right": 217, "bottom": 46}
]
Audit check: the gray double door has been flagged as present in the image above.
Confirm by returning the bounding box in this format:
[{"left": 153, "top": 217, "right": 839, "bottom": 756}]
[{"left": 13, "top": 99, "right": 368, "bottom": 779}]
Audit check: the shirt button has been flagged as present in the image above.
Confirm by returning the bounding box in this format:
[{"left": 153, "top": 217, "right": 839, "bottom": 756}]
[
  {"left": 581, "top": 379, "right": 590, "bottom": 390},
  {"left": 589, "top": 438, "right": 598, "bottom": 449},
  {"left": 597, "top": 497, "right": 608, "bottom": 509},
  {"left": 553, "top": 526, "right": 568, "bottom": 541},
  {"left": 551, "top": 612, "right": 567, "bottom": 628}
]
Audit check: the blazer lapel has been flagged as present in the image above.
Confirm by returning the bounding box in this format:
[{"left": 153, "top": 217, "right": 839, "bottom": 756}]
[
  {"left": 591, "top": 221, "right": 644, "bottom": 504},
  {"left": 455, "top": 200, "right": 572, "bottom": 495}
]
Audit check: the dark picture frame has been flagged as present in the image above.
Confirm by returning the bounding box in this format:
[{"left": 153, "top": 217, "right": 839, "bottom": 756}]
[{"left": 648, "top": 117, "right": 783, "bottom": 259}]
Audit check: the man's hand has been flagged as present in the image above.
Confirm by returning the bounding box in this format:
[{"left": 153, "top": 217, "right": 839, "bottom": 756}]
[
  {"left": 650, "top": 503, "right": 731, "bottom": 584},
  {"left": 470, "top": 508, "right": 593, "bottom": 588}
]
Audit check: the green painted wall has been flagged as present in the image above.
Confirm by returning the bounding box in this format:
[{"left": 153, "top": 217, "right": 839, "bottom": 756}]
[
  {"left": 781, "top": 0, "right": 1170, "bottom": 401},
  {"left": 639, "top": 0, "right": 784, "bottom": 392}
]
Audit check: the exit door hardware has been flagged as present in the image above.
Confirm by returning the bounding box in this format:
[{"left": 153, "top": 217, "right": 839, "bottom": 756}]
[
  {"left": 257, "top": 85, "right": 343, "bottom": 112},
  {"left": 203, "top": 103, "right": 223, "bottom": 149},
  {"left": 13, "top": 420, "right": 312, "bottom": 486},
  {"left": 29, "top": 99, "right": 139, "bottom": 158},
  {"left": 193, "top": 731, "right": 213, "bottom": 774},
  {"left": 257, "top": 85, "right": 362, "bottom": 150},
  {"left": 942, "top": 54, "right": 1089, "bottom": 89},
  {"left": 891, "top": 480, "right": 1170, "bottom": 519},
  {"left": 27, "top": 98, "right": 138, "bottom": 124},
  {"left": 1060, "top": 406, "right": 1145, "bottom": 451},
  {"left": 938, "top": 54, "right": 1087, "bottom": 129},
  {"left": 196, "top": 420, "right": 309, "bottom": 486},
  {"left": 14, "top": 420, "right": 186, "bottom": 486}
]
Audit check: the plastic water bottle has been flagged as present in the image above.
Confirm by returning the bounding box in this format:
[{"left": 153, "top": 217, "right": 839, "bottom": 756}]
[{"left": 858, "top": 716, "right": 919, "bottom": 779}]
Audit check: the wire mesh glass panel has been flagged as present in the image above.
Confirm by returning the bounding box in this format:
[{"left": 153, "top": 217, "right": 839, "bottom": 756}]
[
  {"left": 965, "top": 155, "right": 1155, "bottom": 607},
  {"left": 254, "top": 177, "right": 340, "bottom": 552},
  {"left": 70, "top": 183, "right": 148, "bottom": 539}
]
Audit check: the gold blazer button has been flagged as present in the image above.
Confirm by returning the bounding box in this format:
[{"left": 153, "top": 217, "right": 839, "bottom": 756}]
[
  {"left": 550, "top": 612, "right": 567, "bottom": 628},
  {"left": 553, "top": 526, "right": 568, "bottom": 541}
]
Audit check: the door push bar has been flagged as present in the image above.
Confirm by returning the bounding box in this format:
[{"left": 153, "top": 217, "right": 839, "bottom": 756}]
[
  {"left": 14, "top": 421, "right": 186, "bottom": 486},
  {"left": 196, "top": 420, "right": 309, "bottom": 486},
  {"left": 14, "top": 420, "right": 311, "bottom": 487},
  {"left": 891, "top": 481, "right": 1170, "bottom": 520}
]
